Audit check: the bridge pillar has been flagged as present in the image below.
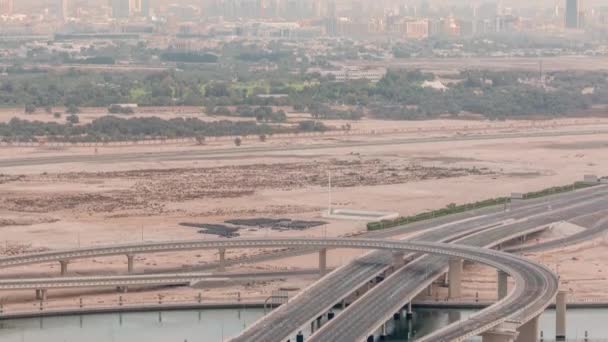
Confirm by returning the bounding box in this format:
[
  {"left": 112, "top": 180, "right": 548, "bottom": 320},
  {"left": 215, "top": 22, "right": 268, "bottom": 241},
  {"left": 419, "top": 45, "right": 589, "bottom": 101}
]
[
  {"left": 515, "top": 315, "right": 540, "bottom": 342},
  {"left": 481, "top": 332, "right": 516, "bottom": 342},
  {"left": 426, "top": 284, "right": 432, "bottom": 296},
  {"left": 448, "top": 258, "right": 463, "bottom": 299},
  {"left": 59, "top": 260, "right": 69, "bottom": 276},
  {"left": 319, "top": 248, "right": 327, "bottom": 276},
  {"left": 127, "top": 254, "right": 135, "bottom": 274},
  {"left": 556, "top": 290, "right": 567, "bottom": 341},
  {"left": 380, "top": 322, "right": 387, "bottom": 339},
  {"left": 497, "top": 270, "right": 509, "bottom": 300},
  {"left": 116, "top": 286, "right": 128, "bottom": 293},
  {"left": 218, "top": 248, "right": 226, "bottom": 272},
  {"left": 392, "top": 251, "right": 405, "bottom": 268},
  {"left": 310, "top": 320, "right": 316, "bottom": 334},
  {"left": 406, "top": 302, "right": 413, "bottom": 319},
  {"left": 35, "top": 289, "right": 47, "bottom": 301}
]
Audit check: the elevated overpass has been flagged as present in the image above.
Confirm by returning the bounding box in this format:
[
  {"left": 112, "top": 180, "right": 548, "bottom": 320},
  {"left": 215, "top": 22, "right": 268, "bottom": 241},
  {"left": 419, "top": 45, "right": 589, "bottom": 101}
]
[
  {"left": 0, "top": 185, "right": 604, "bottom": 341},
  {"left": 0, "top": 237, "right": 558, "bottom": 342},
  {"left": 234, "top": 185, "right": 608, "bottom": 342}
]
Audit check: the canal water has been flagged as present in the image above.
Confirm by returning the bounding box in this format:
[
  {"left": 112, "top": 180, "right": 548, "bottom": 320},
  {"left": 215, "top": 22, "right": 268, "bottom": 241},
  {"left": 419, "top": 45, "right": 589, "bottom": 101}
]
[{"left": 0, "top": 308, "right": 607, "bottom": 342}]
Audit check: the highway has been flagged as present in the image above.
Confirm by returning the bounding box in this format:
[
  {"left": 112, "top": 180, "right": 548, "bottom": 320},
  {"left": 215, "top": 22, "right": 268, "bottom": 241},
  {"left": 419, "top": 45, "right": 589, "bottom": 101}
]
[
  {"left": 234, "top": 185, "right": 608, "bottom": 342},
  {"left": 0, "top": 238, "right": 558, "bottom": 342},
  {"left": 308, "top": 202, "right": 605, "bottom": 342},
  {"left": 0, "top": 186, "right": 604, "bottom": 341},
  {"left": 1, "top": 129, "right": 607, "bottom": 168},
  {"left": 0, "top": 269, "right": 323, "bottom": 291},
  {"left": 505, "top": 214, "right": 608, "bottom": 254},
  {"left": 309, "top": 193, "right": 608, "bottom": 341}
]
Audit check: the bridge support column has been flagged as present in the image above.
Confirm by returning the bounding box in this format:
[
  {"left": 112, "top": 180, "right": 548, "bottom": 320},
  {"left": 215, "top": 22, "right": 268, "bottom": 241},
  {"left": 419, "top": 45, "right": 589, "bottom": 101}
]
[
  {"left": 481, "top": 332, "right": 516, "bottom": 342},
  {"left": 515, "top": 315, "right": 540, "bottom": 342},
  {"left": 448, "top": 258, "right": 463, "bottom": 299},
  {"left": 310, "top": 320, "right": 315, "bottom": 334},
  {"left": 556, "top": 290, "right": 567, "bottom": 341},
  {"left": 426, "top": 284, "right": 432, "bottom": 296},
  {"left": 35, "top": 289, "right": 47, "bottom": 301},
  {"left": 497, "top": 270, "right": 508, "bottom": 300},
  {"left": 406, "top": 302, "right": 413, "bottom": 319},
  {"left": 59, "top": 260, "right": 69, "bottom": 276},
  {"left": 319, "top": 248, "right": 327, "bottom": 276},
  {"left": 392, "top": 251, "right": 405, "bottom": 268},
  {"left": 380, "top": 322, "right": 387, "bottom": 339},
  {"left": 218, "top": 248, "right": 226, "bottom": 272},
  {"left": 127, "top": 254, "right": 135, "bottom": 274}
]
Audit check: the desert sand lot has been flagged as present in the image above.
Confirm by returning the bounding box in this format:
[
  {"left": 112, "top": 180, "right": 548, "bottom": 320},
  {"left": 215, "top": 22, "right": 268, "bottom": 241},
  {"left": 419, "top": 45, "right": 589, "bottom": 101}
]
[{"left": 1, "top": 116, "right": 608, "bottom": 311}]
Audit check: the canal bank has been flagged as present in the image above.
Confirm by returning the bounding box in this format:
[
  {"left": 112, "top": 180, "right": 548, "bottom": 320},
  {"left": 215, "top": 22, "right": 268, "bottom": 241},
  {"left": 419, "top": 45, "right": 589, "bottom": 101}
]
[
  {"left": 1, "top": 307, "right": 608, "bottom": 342},
  {"left": 2, "top": 299, "right": 608, "bottom": 320}
]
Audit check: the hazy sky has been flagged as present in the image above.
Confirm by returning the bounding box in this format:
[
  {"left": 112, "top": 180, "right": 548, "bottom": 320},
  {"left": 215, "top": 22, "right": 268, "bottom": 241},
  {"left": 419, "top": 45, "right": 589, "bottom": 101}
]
[{"left": 10, "top": 0, "right": 608, "bottom": 13}]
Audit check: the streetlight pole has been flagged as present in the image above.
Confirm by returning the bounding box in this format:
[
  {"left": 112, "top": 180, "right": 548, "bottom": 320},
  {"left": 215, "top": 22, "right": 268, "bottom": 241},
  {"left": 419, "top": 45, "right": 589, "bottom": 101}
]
[{"left": 328, "top": 169, "right": 332, "bottom": 215}]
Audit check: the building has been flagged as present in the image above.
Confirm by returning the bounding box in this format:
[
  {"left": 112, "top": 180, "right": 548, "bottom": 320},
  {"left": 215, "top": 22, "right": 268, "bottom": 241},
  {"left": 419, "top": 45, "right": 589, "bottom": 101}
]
[
  {"left": 59, "top": 0, "right": 69, "bottom": 21},
  {"left": 129, "top": 0, "right": 141, "bottom": 14},
  {"left": 404, "top": 19, "right": 429, "bottom": 39},
  {"left": 310, "top": 66, "right": 387, "bottom": 82},
  {"left": 112, "top": 0, "right": 130, "bottom": 18},
  {"left": 565, "top": 0, "right": 579, "bottom": 28},
  {"left": 0, "top": 0, "right": 13, "bottom": 15},
  {"left": 129, "top": 0, "right": 150, "bottom": 17}
]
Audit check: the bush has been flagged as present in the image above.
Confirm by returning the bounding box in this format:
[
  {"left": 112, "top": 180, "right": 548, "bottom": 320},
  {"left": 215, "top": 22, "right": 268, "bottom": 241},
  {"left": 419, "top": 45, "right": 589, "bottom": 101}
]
[
  {"left": 66, "top": 104, "right": 80, "bottom": 115},
  {"left": 24, "top": 104, "right": 36, "bottom": 114},
  {"left": 298, "top": 120, "right": 327, "bottom": 132},
  {"left": 108, "top": 105, "right": 134, "bottom": 114},
  {"left": 66, "top": 114, "right": 80, "bottom": 124}
]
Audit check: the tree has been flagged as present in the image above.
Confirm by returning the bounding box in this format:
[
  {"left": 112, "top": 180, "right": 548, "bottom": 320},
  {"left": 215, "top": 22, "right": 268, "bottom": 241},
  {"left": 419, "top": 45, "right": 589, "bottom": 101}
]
[
  {"left": 234, "top": 137, "right": 242, "bottom": 146},
  {"left": 66, "top": 114, "right": 80, "bottom": 124},
  {"left": 53, "top": 112, "right": 62, "bottom": 118},
  {"left": 44, "top": 106, "right": 53, "bottom": 114},
  {"left": 195, "top": 135, "right": 206, "bottom": 145},
  {"left": 259, "top": 134, "right": 267, "bottom": 142},
  {"left": 66, "top": 104, "right": 80, "bottom": 115},
  {"left": 24, "top": 104, "right": 37, "bottom": 114}
]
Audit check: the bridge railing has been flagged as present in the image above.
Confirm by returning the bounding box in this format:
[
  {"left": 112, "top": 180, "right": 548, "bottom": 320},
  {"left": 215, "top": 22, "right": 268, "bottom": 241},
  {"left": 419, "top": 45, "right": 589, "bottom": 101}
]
[{"left": 0, "top": 292, "right": 268, "bottom": 318}]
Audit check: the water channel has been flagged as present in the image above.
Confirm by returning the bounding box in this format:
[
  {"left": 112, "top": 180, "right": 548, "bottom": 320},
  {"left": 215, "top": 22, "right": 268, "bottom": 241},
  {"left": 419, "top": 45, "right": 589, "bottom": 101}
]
[{"left": 0, "top": 307, "right": 607, "bottom": 341}]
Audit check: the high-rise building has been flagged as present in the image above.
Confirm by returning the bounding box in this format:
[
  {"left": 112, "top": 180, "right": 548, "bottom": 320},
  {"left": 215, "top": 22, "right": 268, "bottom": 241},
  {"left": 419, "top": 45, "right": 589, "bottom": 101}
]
[
  {"left": 59, "top": 0, "right": 69, "bottom": 21},
  {"left": 0, "top": 0, "right": 13, "bottom": 15},
  {"left": 112, "top": 0, "right": 130, "bottom": 18},
  {"left": 565, "top": 0, "right": 579, "bottom": 28},
  {"left": 129, "top": 0, "right": 141, "bottom": 14},
  {"left": 141, "top": 0, "right": 150, "bottom": 17}
]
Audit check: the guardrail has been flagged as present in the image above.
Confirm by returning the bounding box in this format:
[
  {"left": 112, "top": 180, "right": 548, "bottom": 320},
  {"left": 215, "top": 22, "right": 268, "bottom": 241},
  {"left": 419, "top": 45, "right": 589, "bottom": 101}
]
[{"left": 0, "top": 292, "right": 266, "bottom": 319}]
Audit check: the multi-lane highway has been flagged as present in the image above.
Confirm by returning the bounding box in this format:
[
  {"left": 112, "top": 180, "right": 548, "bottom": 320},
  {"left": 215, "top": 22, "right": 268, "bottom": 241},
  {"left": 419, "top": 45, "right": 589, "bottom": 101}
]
[
  {"left": 310, "top": 193, "right": 608, "bottom": 341},
  {"left": 0, "top": 237, "right": 558, "bottom": 342},
  {"left": 309, "top": 198, "right": 607, "bottom": 342},
  {"left": 0, "top": 185, "right": 605, "bottom": 341},
  {"left": 1, "top": 129, "right": 607, "bottom": 168},
  {"left": 0, "top": 269, "right": 324, "bottom": 291},
  {"left": 506, "top": 215, "right": 608, "bottom": 254},
  {"left": 235, "top": 184, "right": 608, "bottom": 342}
]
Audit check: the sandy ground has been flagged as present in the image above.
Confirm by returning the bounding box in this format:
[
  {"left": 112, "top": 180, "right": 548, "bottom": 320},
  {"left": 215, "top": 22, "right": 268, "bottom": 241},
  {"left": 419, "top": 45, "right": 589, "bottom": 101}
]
[{"left": 1, "top": 116, "right": 608, "bottom": 312}]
